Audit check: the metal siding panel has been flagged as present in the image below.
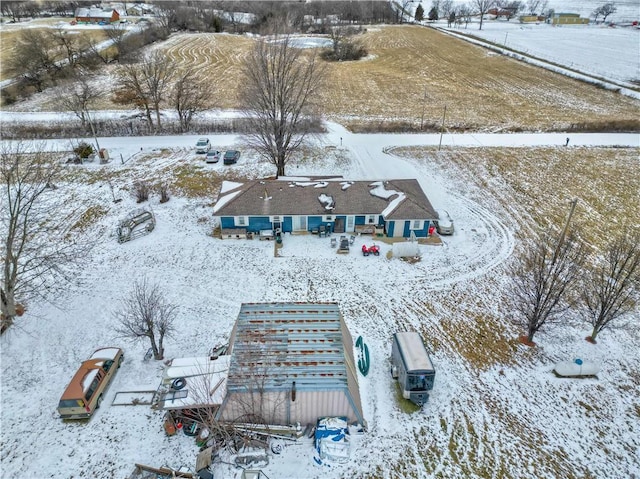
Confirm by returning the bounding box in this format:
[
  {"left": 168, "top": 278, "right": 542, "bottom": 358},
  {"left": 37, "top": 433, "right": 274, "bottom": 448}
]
[
  {"left": 387, "top": 220, "right": 395, "bottom": 236},
  {"left": 282, "top": 216, "right": 292, "bottom": 232}
]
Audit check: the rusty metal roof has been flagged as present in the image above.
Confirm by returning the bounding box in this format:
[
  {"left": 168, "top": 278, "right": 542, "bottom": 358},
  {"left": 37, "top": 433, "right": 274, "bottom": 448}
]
[{"left": 227, "top": 302, "right": 353, "bottom": 392}]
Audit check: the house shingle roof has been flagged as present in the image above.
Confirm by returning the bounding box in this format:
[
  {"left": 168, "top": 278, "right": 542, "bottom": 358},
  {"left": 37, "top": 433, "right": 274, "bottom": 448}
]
[{"left": 214, "top": 177, "right": 437, "bottom": 220}]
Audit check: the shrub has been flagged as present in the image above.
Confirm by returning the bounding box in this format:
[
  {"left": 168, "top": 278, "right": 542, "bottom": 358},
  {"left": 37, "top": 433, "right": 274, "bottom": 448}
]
[
  {"left": 322, "top": 40, "right": 368, "bottom": 62},
  {"left": 134, "top": 181, "right": 150, "bottom": 203},
  {"left": 73, "top": 141, "right": 94, "bottom": 159},
  {"left": 159, "top": 184, "right": 170, "bottom": 203}
]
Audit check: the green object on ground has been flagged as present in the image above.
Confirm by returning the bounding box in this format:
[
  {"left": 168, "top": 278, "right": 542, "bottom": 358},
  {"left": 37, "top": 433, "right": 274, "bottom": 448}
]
[{"left": 356, "top": 336, "right": 370, "bottom": 376}]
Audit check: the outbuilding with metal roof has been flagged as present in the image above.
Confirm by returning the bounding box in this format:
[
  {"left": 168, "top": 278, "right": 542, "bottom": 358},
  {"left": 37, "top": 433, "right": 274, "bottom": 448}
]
[{"left": 215, "top": 302, "right": 366, "bottom": 428}]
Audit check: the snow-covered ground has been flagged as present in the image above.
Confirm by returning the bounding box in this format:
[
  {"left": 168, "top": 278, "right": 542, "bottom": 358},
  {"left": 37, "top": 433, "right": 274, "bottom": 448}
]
[
  {"left": 440, "top": 21, "right": 640, "bottom": 87},
  {"left": 1, "top": 9, "right": 640, "bottom": 479},
  {"left": 1, "top": 125, "right": 638, "bottom": 479}
]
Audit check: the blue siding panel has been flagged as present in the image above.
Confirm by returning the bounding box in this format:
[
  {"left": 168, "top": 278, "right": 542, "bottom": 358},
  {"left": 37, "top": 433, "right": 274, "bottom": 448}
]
[{"left": 221, "top": 217, "right": 236, "bottom": 228}]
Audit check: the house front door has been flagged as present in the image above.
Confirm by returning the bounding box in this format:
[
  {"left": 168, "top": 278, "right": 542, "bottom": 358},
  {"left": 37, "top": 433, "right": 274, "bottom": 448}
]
[{"left": 334, "top": 217, "right": 345, "bottom": 233}]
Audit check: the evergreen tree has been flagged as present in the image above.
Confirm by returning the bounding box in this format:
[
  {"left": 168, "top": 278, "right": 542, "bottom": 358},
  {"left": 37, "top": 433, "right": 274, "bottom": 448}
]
[
  {"left": 428, "top": 6, "right": 439, "bottom": 20},
  {"left": 415, "top": 4, "right": 425, "bottom": 21}
]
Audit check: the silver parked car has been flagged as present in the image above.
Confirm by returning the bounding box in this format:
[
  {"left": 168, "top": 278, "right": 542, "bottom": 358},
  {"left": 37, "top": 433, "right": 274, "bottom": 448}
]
[
  {"left": 434, "top": 209, "right": 454, "bottom": 235},
  {"left": 205, "top": 150, "right": 221, "bottom": 163}
]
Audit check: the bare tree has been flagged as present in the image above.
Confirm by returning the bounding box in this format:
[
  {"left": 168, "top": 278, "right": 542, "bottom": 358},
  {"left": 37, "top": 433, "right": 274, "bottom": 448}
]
[
  {"left": 526, "top": 0, "right": 547, "bottom": 15},
  {"left": 440, "top": 0, "right": 454, "bottom": 18},
  {"left": 581, "top": 228, "right": 640, "bottom": 343},
  {"left": 114, "top": 278, "right": 177, "bottom": 360},
  {"left": 57, "top": 72, "right": 102, "bottom": 129},
  {"left": 114, "top": 52, "right": 175, "bottom": 131},
  {"left": 1, "top": 1, "right": 26, "bottom": 23},
  {"left": 48, "top": 26, "right": 86, "bottom": 69},
  {"left": 509, "top": 229, "right": 586, "bottom": 344},
  {"left": 84, "top": 33, "right": 112, "bottom": 64},
  {"left": 241, "top": 34, "right": 324, "bottom": 178},
  {"left": 1, "top": 142, "right": 87, "bottom": 332},
  {"left": 171, "top": 68, "right": 209, "bottom": 132},
  {"left": 103, "top": 22, "right": 128, "bottom": 60},
  {"left": 397, "top": 0, "right": 414, "bottom": 23},
  {"left": 593, "top": 2, "right": 617, "bottom": 23},
  {"left": 8, "top": 29, "right": 61, "bottom": 92},
  {"left": 457, "top": 5, "right": 473, "bottom": 28},
  {"left": 473, "top": 0, "right": 495, "bottom": 29}
]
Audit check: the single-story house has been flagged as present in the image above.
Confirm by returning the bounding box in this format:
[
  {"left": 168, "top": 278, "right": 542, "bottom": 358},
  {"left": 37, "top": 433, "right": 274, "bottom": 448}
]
[
  {"left": 549, "top": 13, "right": 589, "bottom": 25},
  {"left": 215, "top": 302, "right": 366, "bottom": 428},
  {"left": 75, "top": 7, "right": 120, "bottom": 24},
  {"left": 213, "top": 177, "right": 438, "bottom": 238}
]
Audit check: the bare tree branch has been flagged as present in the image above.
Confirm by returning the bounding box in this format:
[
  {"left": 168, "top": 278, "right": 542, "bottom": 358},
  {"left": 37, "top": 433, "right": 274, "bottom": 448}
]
[
  {"left": 582, "top": 228, "right": 640, "bottom": 342},
  {"left": 509, "top": 229, "right": 586, "bottom": 344},
  {"left": 1, "top": 142, "right": 90, "bottom": 331},
  {"left": 171, "top": 68, "right": 209, "bottom": 132},
  {"left": 114, "top": 278, "right": 177, "bottom": 359},
  {"left": 240, "top": 34, "right": 325, "bottom": 178}
]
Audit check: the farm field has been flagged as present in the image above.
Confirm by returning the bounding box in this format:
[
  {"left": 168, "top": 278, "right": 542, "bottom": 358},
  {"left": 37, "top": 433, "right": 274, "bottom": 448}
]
[
  {"left": 3, "top": 25, "right": 639, "bottom": 133},
  {"left": 0, "top": 20, "right": 108, "bottom": 81}
]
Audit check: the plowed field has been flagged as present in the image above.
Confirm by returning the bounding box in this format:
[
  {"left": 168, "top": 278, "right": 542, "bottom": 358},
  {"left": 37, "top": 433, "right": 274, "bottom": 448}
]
[{"left": 155, "top": 26, "right": 639, "bottom": 131}]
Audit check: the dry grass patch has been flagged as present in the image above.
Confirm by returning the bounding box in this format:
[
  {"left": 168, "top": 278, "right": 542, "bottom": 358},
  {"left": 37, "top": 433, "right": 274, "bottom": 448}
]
[
  {"left": 398, "top": 146, "right": 640, "bottom": 250},
  {"left": 38, "top": 26, "right": 640, "bottom": 132},
  {"left": 0, "top": 27, "right": 108, "bottom": 81}
]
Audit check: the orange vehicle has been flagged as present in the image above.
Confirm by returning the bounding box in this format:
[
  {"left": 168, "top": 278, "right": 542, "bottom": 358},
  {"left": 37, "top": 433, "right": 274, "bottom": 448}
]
[{"left": 57, "top": 347, "right": 124, "bottom": 419}]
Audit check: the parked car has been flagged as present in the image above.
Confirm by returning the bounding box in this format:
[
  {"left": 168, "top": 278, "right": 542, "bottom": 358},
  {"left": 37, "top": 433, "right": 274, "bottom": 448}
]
[
  {"left": 205, "top": 150, "right": 221, "bottom": 163},
  {"left": 223, "top": 150, "right": 240, "bottom": 165},
  {"left": 57, "top": 347, "right": 124, "bottom": 419},
  {"left": 434, "top": 209, "right": 454, "bottom": 235},
  {"left": 195, "top": 138, "right": 211, "bottom": 154}
]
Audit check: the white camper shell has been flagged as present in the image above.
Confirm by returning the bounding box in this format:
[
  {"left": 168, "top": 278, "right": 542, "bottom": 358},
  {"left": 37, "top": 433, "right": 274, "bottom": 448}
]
[{"left": 391, "top": 332, "right": 435, "bottom": 406}]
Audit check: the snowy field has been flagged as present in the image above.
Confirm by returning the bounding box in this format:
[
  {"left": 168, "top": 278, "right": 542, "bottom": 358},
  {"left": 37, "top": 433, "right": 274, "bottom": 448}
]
[
  {"left": 441, "top": 21, "right": 640, "bottom": 87},
  {"left": 1, "top": 7, "right": 640, "bottom": 479},
  {"left": 1, "top": 126, "right": 638, "bottom": 479}
]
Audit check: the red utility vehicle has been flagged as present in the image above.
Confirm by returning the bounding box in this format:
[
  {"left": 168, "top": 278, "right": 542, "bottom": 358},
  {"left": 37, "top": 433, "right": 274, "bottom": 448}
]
[{"left": 361, "top": 244, "right": 380, "bottom": 256}]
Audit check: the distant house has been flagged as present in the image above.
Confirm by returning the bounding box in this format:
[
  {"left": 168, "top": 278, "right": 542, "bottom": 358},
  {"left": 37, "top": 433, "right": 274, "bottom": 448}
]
[
  {"left": 215, "top": 302, "right": 366, "bottom": 427},
  {"left": 213, "top": 177, "right": 438, "bottom": 238},
  {"left": 549, "top": 13, "right": 589, "bottom": 25},
  {"left": 488, "top": 7, "right": 517, "bottom": 20},
  {"left": 519, "top": 15, "right": 546, "bottom": 23},
  {"left": 75, "top": 7, "right": 120, "bottom": 24}
]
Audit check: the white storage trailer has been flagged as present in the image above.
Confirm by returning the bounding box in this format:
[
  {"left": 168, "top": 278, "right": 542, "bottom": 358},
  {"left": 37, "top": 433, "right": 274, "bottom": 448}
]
[{"left": 391, "top": 332, "right": 435, "bottom": 406}]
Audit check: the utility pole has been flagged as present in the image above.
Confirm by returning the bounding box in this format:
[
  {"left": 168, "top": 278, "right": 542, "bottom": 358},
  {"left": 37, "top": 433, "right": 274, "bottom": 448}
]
[
  {"left": 420, "top": 87, "right": 427, "bottom": 130},
  {"left": 552, "top": 198, "right": 578, "bottom": 265},
  {"left": 84, "top": 108, "right": 100, "bottom": 153},
  {"left": 438, "top": 105, "right": 447, "bottom": 151}
]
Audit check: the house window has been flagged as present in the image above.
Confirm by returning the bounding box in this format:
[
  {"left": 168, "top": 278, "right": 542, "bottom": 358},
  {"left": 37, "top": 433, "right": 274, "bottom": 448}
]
[
  {"left": 236, "top": 216, "right": 247, "bottom": 226},
  {"left": 367, "top": 215, "right": 376, "bottom": 224},
  {"left": 346, "top": 216, "right": 354, "bottom": 230},
  {"left": 412, "top": 220, "right": 423, "bottom": 230},
  {"left": 324, "top": 215, "right": 333, "bottom": 222},
  {"left": 271, "top": 215, "right": 281, "bottom": 223}
]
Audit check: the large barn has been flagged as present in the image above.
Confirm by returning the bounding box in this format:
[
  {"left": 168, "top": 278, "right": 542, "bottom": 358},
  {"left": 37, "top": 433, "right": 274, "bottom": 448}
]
[{"left": 215, "top": 302, "right": 366, "bottom": 428}]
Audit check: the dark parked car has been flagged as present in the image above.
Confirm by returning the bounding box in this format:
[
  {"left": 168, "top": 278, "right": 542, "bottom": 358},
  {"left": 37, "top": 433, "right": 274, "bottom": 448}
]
[{"left": 223, "top": 150, "right": 240, "bottom": 165}]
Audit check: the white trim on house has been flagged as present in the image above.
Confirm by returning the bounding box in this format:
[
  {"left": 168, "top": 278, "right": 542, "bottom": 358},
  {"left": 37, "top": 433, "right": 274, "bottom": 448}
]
[{"left": 235, "top": 216, "right": 247, "bottom": 227}]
